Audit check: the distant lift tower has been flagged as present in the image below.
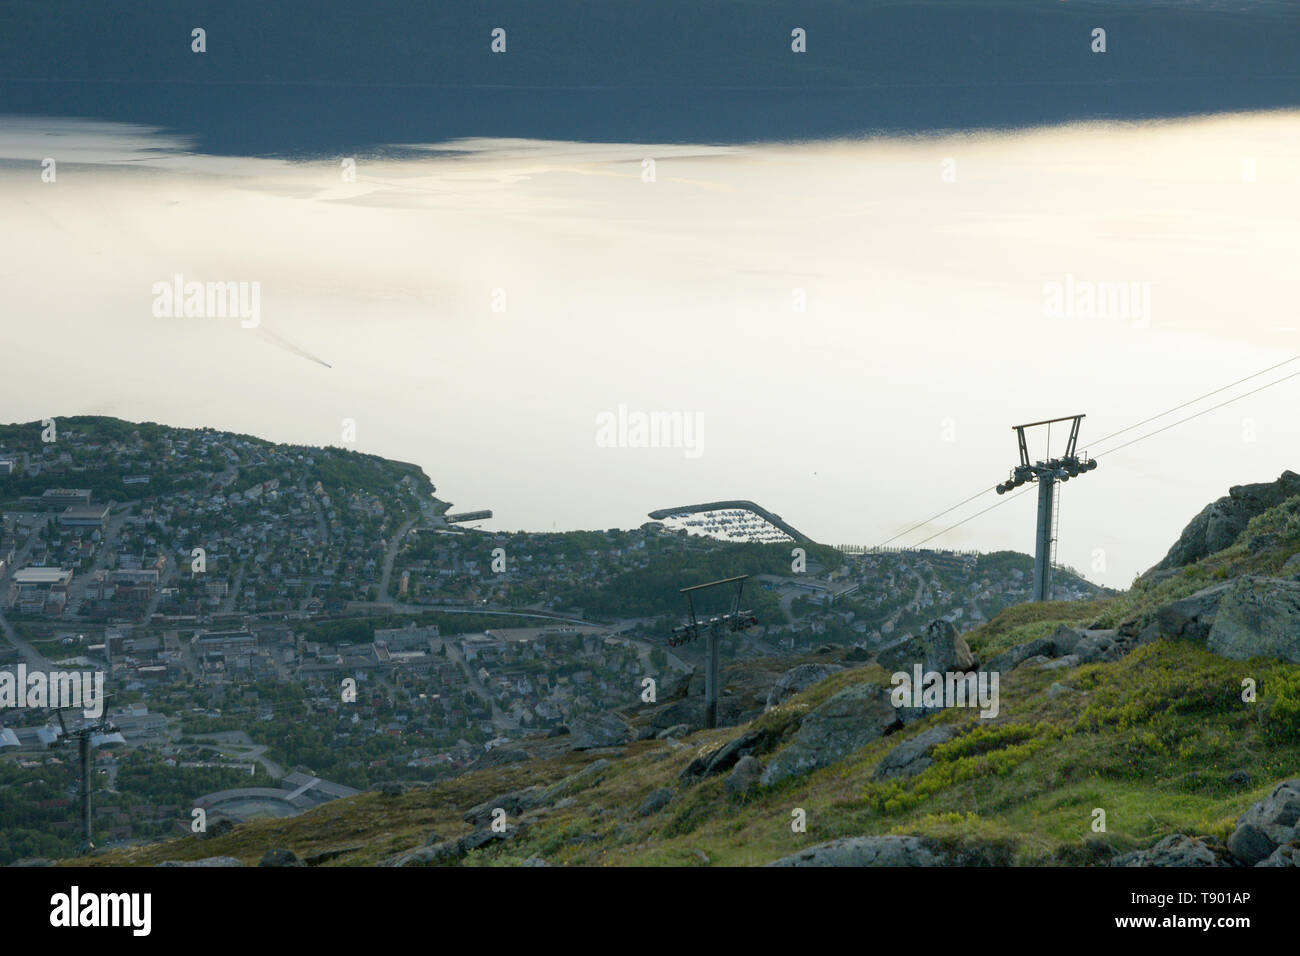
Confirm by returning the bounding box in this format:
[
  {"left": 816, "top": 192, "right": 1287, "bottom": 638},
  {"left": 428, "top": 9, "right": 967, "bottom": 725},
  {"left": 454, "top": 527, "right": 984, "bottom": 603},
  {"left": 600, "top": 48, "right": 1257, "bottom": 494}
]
[
  {"left": 668, "top": 575, "right": 758, "bottom": 729},
  {"left": 49, "top": 706, "right": 125, "bottom": 855},
  {"left": 995, "top": 414, "right": 1098, "bottom": 602}
]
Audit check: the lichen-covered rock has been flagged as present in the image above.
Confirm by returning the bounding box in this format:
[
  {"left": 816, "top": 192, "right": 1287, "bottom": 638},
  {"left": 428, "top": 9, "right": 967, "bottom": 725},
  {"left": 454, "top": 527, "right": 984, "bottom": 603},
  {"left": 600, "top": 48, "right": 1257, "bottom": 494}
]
[
  {"left": 725, "top": 755, "right": 763, "bottom": 796},
  {"left": 157, "top": 856, "right": 244, "bottom": 867},
  {"left": 679, "top": 728, "right": 776, "bottom": 782},
  {"left": 1150, "top": 583, "right": 1233, "bottom": 643},
  {"left": 760, "top": 682, "right": 901, "bottom": 787},
  {"left": 636, "top": 787, "right": 674, "bottom": 817},
  {"left": 1154, "top": 471, "right": 1300, "bottom": 570},
  {"left": 1257, "top": 842, "right": 1299, "bottom": 867},
  {"left": 1112, "top": 834, "right": 1236, "bottom": 867},
  {"left": 767, "top": 836, "right": 947, "bottom": 867},
  {"left": 1227, "top": 822, "right": 1276, "bottom": 866},
  {"left": 765, "top": 663, "right": 843, "bottom": 710},
  {"left": 1234, "top": 777, "right": 1300, "bottom": 846},
  {"left": 567, "top": 712, "right": 632, "bottom": 749},
  {"left": 878, "top": 620, "right": 975, "bottom": 675},
  {"left": 1207, "top": 577, "right": 1300, "bottom": 663},
  {"left": 258, "top": 848, "right": 306, "bottom": 867},
  {"left": 872, "top": 722, "right": 963, "bottom": 781},
  {"left": 985, "top": 637, "right": 1058, "bottom": 674}
]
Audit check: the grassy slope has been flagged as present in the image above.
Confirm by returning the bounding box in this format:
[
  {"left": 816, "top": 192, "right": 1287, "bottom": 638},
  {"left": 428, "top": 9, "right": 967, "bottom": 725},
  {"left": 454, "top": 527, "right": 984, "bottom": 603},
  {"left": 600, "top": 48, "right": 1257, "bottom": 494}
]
[{"left": 84, "top": 497, "right": 1300, "bottom": 867}]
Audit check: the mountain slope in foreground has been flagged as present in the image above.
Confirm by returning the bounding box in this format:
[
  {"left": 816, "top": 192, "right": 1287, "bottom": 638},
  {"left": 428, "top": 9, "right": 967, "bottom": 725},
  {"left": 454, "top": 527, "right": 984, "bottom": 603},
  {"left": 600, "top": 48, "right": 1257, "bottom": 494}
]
[{"left": 83, "top": 474, "right": 1300, "bottom": 867}]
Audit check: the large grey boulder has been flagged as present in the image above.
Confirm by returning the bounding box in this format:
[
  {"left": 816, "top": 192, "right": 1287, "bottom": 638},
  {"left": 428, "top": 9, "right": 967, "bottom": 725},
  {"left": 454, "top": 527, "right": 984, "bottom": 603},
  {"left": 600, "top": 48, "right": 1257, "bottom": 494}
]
[
  {"left": 872, "top": 723, "right": 963, "bottom": 781},
  {"left": 1153, "top": 471, "right": 1300, "bottom": 571},
  {"left": 1207, "top": 577, "right": 1300, "bottom": 663},
  {"left": 567, "top": 712, "right": 632, "bottom": 749},
  {"left": 725, "top": 755, "right": 763, "bottom": 796},
  {"left": 656, "top": 723, "right": 691, "bottom": 740},
  {"left": 1149, "top": 583, "right": 1232, "bottom": 643},
  {"left": 986, "top": 626, "right": 1128, "bottom": 674},
  {"left": 459, "top": 824, "right": 522, "bottom": 855},
  {"left": 650, "top": 698, "right": 706, "bottom": 733},
  {"left": 1227, "top": 823, "right": 1276, "bottom": 866},
  {"left": 985, "top": 637, "right": 1058, "bottom": 674},
  {"left": 657, "top": 668, "right": 694, "bottom": 700},
  {"left": 157, "top": 856, "right": 244, "bottom": 867},
  {"left": 540, "top": 758, "right": 612, "bottom": 803},
  {"left": 765, "top": 663, "right": 843, "bottom": 710},
  {"left": 1112, "top": 834, "right": 1235, "bottom": 867},
  {"left": 1233, "top": 778, "right": 1300, "bottom": 846},
  {"left": 1258, "top": 843, "right": 1299, "bottom": 867},
  {"left": 679, "top": 729, "right": 776, "bottom": 782},
  {"left": 636, "top": 787, "right": 674, "bottom": 817},
  {"left": 258, "top": 848, "right": 306, "bottom": 867},
  {"left": 767, "top": 835, "right": 948, "bottom": 867},
  {"left": 463, "top": 786, "right": 545, "bottom": 825},
  {"left": 760, "top": 682, "right": 901, "bottom": 787},
  {"left": 462, "top": 759, "right": 612, "bottom": 825},
  {"left": 878, "top": 620, "right": 976, "bottom": 675},
  {"left": 391, "top": 840, "right": 464, "bottom": 867},
  {"left": 1073, "top": 630, "right": 1125, "bottom": 664}
]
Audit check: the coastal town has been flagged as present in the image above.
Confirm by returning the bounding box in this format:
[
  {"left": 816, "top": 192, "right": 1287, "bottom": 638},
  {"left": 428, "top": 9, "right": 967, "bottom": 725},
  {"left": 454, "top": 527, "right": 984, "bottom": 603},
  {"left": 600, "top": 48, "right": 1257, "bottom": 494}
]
[{"left": 0, "top": 417, "right": 1103, "bottom": 861}]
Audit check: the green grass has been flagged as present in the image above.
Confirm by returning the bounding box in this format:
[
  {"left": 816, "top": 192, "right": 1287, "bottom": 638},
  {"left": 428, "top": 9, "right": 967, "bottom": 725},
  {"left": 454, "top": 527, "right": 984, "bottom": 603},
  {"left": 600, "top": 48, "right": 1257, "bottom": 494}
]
[
  {"left": 80, "top": 638, "right": 1300, "bottom": 868},
  {"left": 81, "top": 495, "right": 1300, "bottom": 867}
]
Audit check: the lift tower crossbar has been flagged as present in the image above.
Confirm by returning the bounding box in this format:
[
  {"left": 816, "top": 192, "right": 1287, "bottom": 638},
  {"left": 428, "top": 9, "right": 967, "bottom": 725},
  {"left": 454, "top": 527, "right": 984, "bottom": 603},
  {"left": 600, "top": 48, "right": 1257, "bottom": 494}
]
[{"left": 995, "top": 414, "right": 1098, "bottom": 602}]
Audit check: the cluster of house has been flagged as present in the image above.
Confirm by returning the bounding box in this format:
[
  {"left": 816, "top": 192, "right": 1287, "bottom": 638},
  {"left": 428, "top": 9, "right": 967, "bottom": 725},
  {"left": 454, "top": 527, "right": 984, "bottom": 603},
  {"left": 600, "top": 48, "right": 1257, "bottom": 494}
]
[
  {"left": 1, "top": 421, "right": 434, "bottom": 624},
  {"left": 458, "top": 627, "right": 645, "bottom": 732},
  {"left": 392, "top": 529, "right": 652, "bottom": 610}
]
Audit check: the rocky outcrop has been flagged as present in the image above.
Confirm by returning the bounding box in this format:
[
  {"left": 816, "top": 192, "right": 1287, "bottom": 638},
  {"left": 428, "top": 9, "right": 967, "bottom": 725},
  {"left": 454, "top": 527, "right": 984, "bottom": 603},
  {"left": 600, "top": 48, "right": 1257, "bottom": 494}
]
[
  {"left": 1112, "top": 834, "right": 1236, "bottom": 867},
  {"left": 768, "top": 835, "right": 947, "bottom": 866},
  {"left": 1206, "top": 577, "right": 1300, "bottom": 663},
  {"left": 725, "top": 755, "right": 763, "bottom": 796},
  {"left": 1227, "top": 823, "right": 1276, "bottom": 866},
  {"left": 200, "top": 818, "right": 236, "bottom": 839},
  {"left": 1259, "top": 843, "right": 1299, "bottom": 867},
  {"left": 656, "top": 723, "right": 691, "bottom": 740},
  {"left": 1145, "top": 583, "right": 1232, "bottom": 643},
  {"left": 985, "top": 636, "right": 1059, "bottom": 674},
  {"left": 1153, "top": 470, "right": 1300, "bottom": 571},
  {"left": 1114, "top": 779, "right": 1300, "bottom": 868},
  {"left": 258, "top": 848, "right": 306, "bottom": 867},
  {"left": 539, "top": 758, "right": 611, "bottom": 802},
  {"left": 463, "top": 787, "right": 545, "bottom": 826},
  {"left": 984, "top": 626, "right": 1132, "bottom": 675},
  {"left": 760, "top": 682, "right": 902, "bottom": 787},
  {"left": 303, "top": 846, "right": 362, "bottom": 866},
  {"left": 679, "top": 729, "right": 777, "bottom": 782},
  {"left": 1072, "top": 630, "right": 1127, "bottom": 663},
  {"left": 878, "top": 620, "right": 976, "bottom": 675},
  {"left": 636, "top": 787, "right": 674, "bottom": 817},
  {"left": 872, "top": 723, "right": 963, "bottom": 781},
  {"left": 389, "top": 823, "right": 526, "bottom": 867},
  {"left": 767, "top": 835, "right": 1010, "bottom": 867},
  {"left": 462, "top": 759, "right": 612, "bottom": 826},
  {"left": 567, "top": 712, "right": 632, "bottom": 749},
  {"left": 157, "top": 856, "right": 244, "bottom": 867},
  {"left": 765, "top": 663, "right": 843, "bottom": 710},
  {"left": 1226, "top": 778, "right": 1300, "bottom": 866}
]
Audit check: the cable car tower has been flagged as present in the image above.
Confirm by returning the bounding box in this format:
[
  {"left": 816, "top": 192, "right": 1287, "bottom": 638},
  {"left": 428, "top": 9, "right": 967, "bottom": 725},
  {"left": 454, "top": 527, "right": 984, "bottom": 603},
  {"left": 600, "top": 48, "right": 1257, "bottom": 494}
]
[
  {"left": 48, "top": 702, "right": 125, "bottom": 855},
  {"left": 995, "top": 414, "right": 1097, "bottom": 602},
  {"left": 668, "top": 575, "right": 758, "bottom": 729}
]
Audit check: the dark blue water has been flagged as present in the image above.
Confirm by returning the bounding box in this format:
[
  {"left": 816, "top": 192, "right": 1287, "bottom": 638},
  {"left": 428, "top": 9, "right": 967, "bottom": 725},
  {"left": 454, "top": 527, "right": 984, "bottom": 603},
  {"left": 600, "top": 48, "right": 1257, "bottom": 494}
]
[{"left": 2, "top": 0, "right": 1297, "bottom": 156}]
